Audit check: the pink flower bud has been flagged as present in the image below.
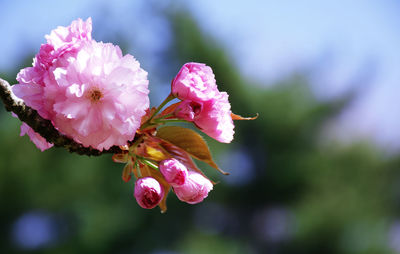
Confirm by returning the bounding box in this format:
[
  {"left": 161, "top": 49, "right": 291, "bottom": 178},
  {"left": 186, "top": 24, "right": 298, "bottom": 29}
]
[
  {"left": 134, "top": 177, "right": 164, "bottom": 209},
  {"left": 159, "top": 158, "right": 188, "bottom": 187},
  {"left": 174, "top": 171, "right": 213, "bottom": 204},
  {"left": 170, "top": 63, "right": 234, "bottom": 143},
  {"left": 174, "top": 100, "right": 203, "bottom": 121},
  {"left": 171, "top": 62, "right": 219, "bottom": 102}
]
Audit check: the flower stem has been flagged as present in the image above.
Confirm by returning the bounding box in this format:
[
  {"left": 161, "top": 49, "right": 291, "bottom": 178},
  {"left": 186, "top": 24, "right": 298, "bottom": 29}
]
[
  {"left": 142, "top": 159, "right": 159, "bottom": 170},
  {"left": 149, "top": 94, "right": 175, "bottom": 122},
  {"left": 140, "top": 94, "right": 175, "bottom": 131},
  {"left": 156, "top": 113, "right": 174, "bottom": 120},
  {"left": 155, "top": 119, "right": 191, "bottom": 124},
  {"left": 137, "top": 156, "right": 159, "bottom": 170},
  {"left": 134, "top": 160, "right": 142, "bottom": 178}
]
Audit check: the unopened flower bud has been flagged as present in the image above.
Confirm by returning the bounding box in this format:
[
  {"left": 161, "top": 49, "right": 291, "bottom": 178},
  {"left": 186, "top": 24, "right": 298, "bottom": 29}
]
[
  {"left": 134, "top": 177, "right": 164, "bottom": 209},
  {"left": 159, "top": 158, "right": 188, "bottom": 187},
  {"left": 174, "top": 171, "right": 213, "bottom": 204},
  {"left": 174, "top": 100, "right": 203, "bottom": 121},
  {"left": 171, "top": 62, "right": 218, "bottom": 102}
]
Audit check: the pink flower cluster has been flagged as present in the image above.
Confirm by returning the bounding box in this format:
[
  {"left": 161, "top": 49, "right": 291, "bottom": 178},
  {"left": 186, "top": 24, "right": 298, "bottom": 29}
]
[
  {"left": 13, "top": 18, "right": 149, "bottom": 150},
  {"left": 11, "top": 18, "right": 244, "bottom": 211},
  {"left": 134, "top": 158, "right": 213, "bottom": 209},
  {"left": 172, "top": 62, "right": 234, "bottom": 143}
]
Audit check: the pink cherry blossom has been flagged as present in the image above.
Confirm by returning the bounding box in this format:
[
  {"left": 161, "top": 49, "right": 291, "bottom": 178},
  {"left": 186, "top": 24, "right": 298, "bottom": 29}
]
[
  {"left": 20, "top": 123, "right": 53, "bottom": 152},
  {"left": 49, "top": 40, "right": 149, "bottom": 150},
  {"left": 171, "top": 62, "right": 219, "bottom": 102},
  {"left": 12, "top": 18, "right": 149, "bottom": 150},
  {"left": 159, "top": 158, "right": 188, "bottom": 187},
  {"left": 173, "top": 171, "right": 213, "bottom": 204},
  {"left": 134, "top": 177, "right": 164, "bottom": 209}
]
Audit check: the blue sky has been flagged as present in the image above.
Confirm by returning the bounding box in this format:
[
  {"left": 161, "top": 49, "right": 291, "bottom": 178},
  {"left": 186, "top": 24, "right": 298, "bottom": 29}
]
[{"left": 0, "top": 0, "right": 399, "bottom": 150}]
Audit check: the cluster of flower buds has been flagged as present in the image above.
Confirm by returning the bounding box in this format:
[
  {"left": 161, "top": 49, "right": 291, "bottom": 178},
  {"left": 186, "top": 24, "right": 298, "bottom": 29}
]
[
  {"left": 133, "top": 159, "right": 213, "bottom": 209},
  {"left": 11, "top": 18, "right": 256, "bottom": 212},
  {"left": 111, "top": 60, "right": 256, "bottom": 211}
]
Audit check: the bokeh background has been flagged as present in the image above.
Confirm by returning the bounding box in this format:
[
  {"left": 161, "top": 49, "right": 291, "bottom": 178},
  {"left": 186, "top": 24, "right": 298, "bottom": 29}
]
[{"left": 1, "top": 1, "right": 400, "bottom": 253}]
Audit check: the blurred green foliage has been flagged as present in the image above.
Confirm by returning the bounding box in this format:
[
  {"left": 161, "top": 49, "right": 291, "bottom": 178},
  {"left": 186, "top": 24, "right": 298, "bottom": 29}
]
[{"left": 1, "top": 9, "right": 399, "bottom": 254}]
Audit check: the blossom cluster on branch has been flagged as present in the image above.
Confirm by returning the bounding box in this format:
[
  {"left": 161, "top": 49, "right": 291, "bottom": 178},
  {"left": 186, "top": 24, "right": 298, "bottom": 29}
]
[{"left": 0, "top": 18, "right": 256, "bottom": 212}]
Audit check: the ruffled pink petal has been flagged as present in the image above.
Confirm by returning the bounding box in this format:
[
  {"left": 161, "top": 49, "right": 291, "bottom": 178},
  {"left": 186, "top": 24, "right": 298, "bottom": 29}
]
[
  {"left": 45, "top": 17, "right": 92, "bottom": 52},
  {"left": 194, "top": 92, "right": 234, "bottom": 143},
  {"left": 20, "top": 123, "right": 53, "bottom": 152}
]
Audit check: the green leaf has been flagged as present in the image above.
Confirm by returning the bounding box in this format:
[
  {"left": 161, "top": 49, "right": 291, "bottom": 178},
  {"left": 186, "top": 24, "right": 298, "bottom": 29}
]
[{"left": 156, "top": 126, "right": 228, "bottom": 175}]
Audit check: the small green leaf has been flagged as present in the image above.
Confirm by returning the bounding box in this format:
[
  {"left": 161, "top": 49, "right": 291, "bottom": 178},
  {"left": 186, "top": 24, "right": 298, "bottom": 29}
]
[{"left": 156, "top": 126, "right": 228, "bottom": 175}]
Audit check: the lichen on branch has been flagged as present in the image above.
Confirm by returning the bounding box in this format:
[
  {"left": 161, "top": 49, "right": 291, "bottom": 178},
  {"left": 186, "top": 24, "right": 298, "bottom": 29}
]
[{"left": 0, "top": 78, "right": 122, "bottom": 156}]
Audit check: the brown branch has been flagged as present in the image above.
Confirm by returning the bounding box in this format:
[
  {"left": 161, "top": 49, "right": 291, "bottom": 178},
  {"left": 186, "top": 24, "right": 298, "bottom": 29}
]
[{"left": 0, "top": 78, "right": 122, "bottom": 156}]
